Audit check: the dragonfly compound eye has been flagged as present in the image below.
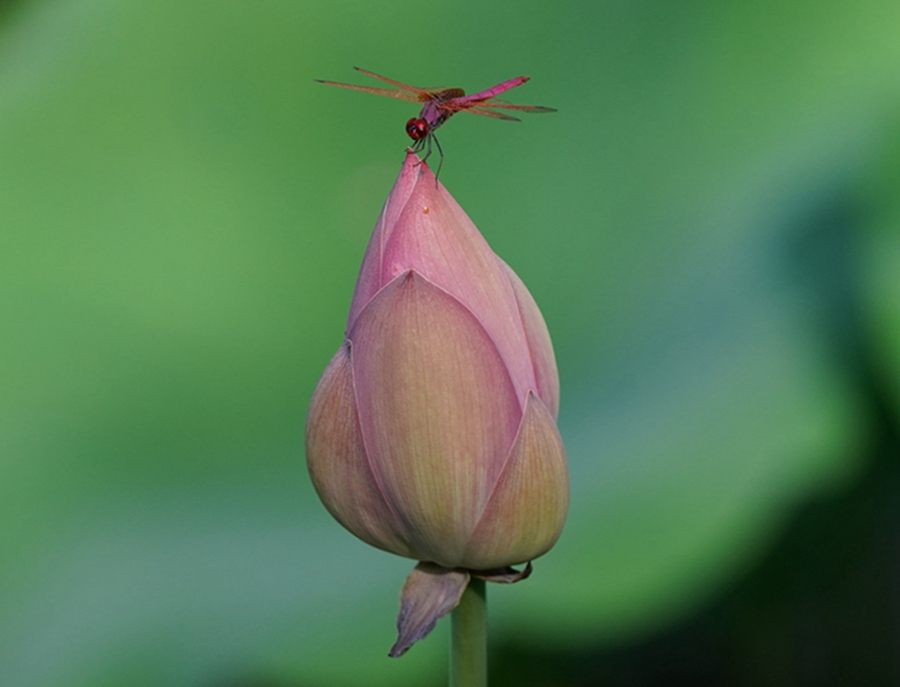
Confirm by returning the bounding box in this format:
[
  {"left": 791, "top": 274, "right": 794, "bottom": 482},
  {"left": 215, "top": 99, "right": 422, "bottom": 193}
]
[{"left": 405, "top": 118, "right": 429, "bottom": 141}]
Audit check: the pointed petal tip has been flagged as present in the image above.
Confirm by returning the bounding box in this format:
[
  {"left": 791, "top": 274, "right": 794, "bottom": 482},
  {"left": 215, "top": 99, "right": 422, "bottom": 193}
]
[
  {"left": 402, "top": 148, "right": 424, "bottom": 173},
  {"left": 401, "top": 148, "right": 444, "bottom": 191}
]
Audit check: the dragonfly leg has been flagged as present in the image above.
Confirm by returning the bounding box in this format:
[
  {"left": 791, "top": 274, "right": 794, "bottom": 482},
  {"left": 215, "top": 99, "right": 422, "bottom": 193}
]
[
  {"left": 410, "top": 134, "right": 441, "bottom": 185},
  {"left": 431, "top": 134, "right": 444, "bottom": 183},
  {"left": 421, "top": 134, "right": 433, "bottom": 164},
  {"left": 411, "top": 137, "right": 427, "bottom": 169}
]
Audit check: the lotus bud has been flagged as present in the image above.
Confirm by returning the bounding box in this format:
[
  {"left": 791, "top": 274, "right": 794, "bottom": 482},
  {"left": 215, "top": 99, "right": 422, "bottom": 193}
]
[{"left": 306, "top": 150, "right": 568, "bottom": 656}]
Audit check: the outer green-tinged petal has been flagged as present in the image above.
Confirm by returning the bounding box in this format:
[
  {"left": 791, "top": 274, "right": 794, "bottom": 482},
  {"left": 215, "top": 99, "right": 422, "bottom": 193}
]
[
  {"left": 500, "top": 259, "right": 561, "bottom": 419},
  {"left": 305, "top": 344, "right": 414, "bottom": 558},
  {"left": 462, "top": 392, "right": 569, "bottom": 570},
  {"left": 349, "top": 270, "right": 522, "bottom": 567}
]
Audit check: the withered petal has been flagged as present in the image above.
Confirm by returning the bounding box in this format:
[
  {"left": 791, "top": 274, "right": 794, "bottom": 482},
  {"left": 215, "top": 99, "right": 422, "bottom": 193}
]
[
  {"left": 470, "top": 561, "right": 533, "bottom": 583},
  {"left": 389, "top": 562, "right": 470, "bottom": 658}
]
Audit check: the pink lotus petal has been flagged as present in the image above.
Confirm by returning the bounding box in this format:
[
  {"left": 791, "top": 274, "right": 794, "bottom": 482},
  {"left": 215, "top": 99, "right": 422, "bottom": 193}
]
[
  {"left": 462, "top": 392, "right": 569, "bottom": 569},
  {"left": 305, "top": 344, "right": 414, "bottom": 558},
  {"left": 347, "top": 151, "right": 421, "bottom": 331},
  {"left": 379, "top": 160, "right": 538, "bottom": 406},
  {"left": 349, "top": 270, "right": 522, "bottom": 567},
  {"left": 500, "top": 259, "right": 560, "bottom": 419}
]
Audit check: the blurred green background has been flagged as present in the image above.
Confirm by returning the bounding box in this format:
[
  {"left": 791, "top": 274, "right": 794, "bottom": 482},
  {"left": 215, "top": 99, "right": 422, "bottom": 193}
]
[{"left": 2, "top": 0, "right": 900, "bottom": 684}]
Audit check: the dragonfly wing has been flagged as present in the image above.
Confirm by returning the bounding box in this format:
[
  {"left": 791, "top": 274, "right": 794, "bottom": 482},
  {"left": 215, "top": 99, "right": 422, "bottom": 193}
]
[
  {"left": 314, "top": 80, "right": 422, "bottom": 103},
  {"left": 462, "top": 105, "right": 522, "bottom": 121},
  {"left": 353, "top": 67, "right": 433, "bottom": 95},
  {"left": 474, "top": 100, "right": 557, "bottom": 113}
]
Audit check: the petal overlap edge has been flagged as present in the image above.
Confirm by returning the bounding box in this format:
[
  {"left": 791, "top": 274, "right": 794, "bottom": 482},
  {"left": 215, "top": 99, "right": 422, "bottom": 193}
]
[
  {"left": 462, "top": 391, "right": 569, "bottom": 569},
  {"left": 305, "top": 343, "right": 414, "bottom": 558}
]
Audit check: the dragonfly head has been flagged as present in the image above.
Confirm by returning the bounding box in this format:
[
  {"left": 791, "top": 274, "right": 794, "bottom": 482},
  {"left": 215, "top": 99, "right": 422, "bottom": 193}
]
[{"left": 405, "top": 118, "right": 429, "bottom": 142}]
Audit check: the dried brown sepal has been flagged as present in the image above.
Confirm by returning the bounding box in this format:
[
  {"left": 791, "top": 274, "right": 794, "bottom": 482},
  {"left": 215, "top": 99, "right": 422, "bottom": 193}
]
[
  {"left": 389, "top": 562, "right": 470, "bottom": 658},
  {"left": 470, "top": 561, "right": 533, "bottom": 583}
]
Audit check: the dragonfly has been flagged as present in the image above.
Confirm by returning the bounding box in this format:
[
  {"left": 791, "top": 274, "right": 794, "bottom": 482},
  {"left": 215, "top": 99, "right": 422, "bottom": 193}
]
[{"left": 315, "top": 67, "right": 556, "bottom": 177}]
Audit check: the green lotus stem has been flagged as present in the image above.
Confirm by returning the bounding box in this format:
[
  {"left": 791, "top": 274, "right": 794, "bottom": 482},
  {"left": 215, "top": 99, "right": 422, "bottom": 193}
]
[{"left": 450, "top": 578, "right": 487, "bottom": 687}]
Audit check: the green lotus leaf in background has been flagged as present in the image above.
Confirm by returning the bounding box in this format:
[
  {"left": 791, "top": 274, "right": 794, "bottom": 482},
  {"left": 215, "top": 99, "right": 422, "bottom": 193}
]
[
  {"left": 1, "top": 0, "right": 899, "bottom": 685},
  {"left": 863, "top": 123, "right": 900, "bottom": 428}
]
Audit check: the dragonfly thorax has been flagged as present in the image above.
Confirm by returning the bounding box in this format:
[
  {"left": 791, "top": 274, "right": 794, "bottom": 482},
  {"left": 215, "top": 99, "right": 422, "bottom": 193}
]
[{"left": 433, "top": 88, "right": 465, "bottom": 101}]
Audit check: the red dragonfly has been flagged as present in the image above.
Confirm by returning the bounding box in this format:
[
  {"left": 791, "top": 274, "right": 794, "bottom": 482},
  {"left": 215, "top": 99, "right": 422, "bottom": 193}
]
[{"left": 316, "top": 67, "right": 556, "bottom": 175}]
